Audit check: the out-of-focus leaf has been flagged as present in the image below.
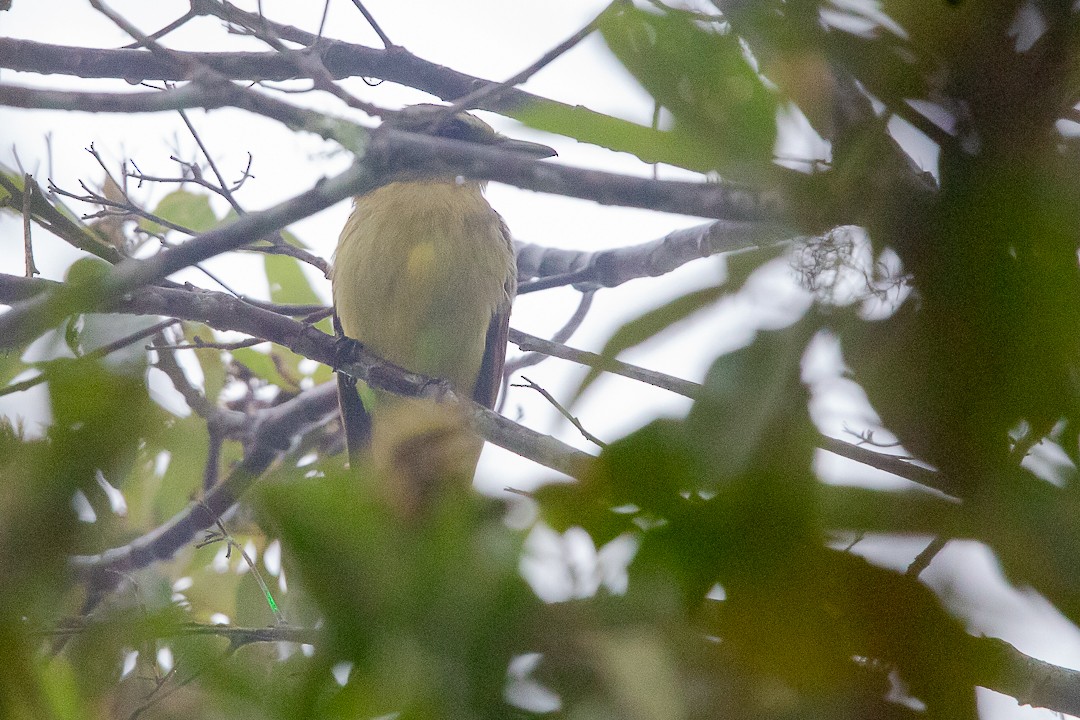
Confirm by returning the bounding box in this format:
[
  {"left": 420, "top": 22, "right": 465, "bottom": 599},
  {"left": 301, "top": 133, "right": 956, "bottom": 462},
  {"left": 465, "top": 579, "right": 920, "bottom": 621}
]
[
  {"left": 311, "top": 361, "right": 333, "bottom": 385},
  {"left": 234, "top": 560, "right": 279, "bottom": 628},
  {"left": 264, "top": 252, "right": 333, "bottom": 344},
  {"left": 686, "top": 314, "right": 818, "bottom": 482},
  {"left": 0, "top": 347, "right": 26, "bottom": 388},
  {"left": 598, "top": 4, "right": 778, "bottom": 181},
  {"left": 148, "top": 413, "right": 208, "bottom": 524},
  {"left": 259, "top": 465, "right": 536, "bottom": 718},
  {"left": 0, "top": 356, "right": 162, "bottom": 720},
  {"left": 38, "top": 656, "right": 81, "bottom": 720},
  {"left": 591, "top": 628, "right": 687, "bottom": 720},
  {"left": 0, "top": 426, "right": 77, "bottom": 622},
  {"left": 595, "top": 419, "right": 704, "bottom": 516},
  {"left": 516, "top": 104, "right": 725, "bottom": 175},
  {"left": 723, "top": 0, "right": 927, "bottom": 132},
  {"left": 532, "top": 480, "right": 636, "bottom": 543},
  {"left": 265, "top": 254, "right": 321, "bottom": 307},
  {"left": 185, "top": 323, "right": 227, "bottom": 402},
  {"left": 820, "top": 485, "right": 964, "bottom": 537},
  {"left": 539, "top": 418, "right": 701, "bottom": 543},
  {"left": 0, "top": 163, "right": 22, "bottom": 202},
  {"left": 700, "top": 545, "right": 978, "bottom": 718},
  {"left": 47, "top": 357, "right": 156, "bottom": 490},
  {"left": 63, "top": 256, "right": 111, "bottom": 287},
  {"left": 140, "top": 189, "right": 218, "bottom": 235}
]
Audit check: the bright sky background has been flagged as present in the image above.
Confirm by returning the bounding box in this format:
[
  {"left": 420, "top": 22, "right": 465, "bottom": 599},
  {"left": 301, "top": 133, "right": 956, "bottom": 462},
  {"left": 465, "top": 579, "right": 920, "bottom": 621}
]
[{"left": 1, "top": 3, "right": 1078, "bottom": 717}]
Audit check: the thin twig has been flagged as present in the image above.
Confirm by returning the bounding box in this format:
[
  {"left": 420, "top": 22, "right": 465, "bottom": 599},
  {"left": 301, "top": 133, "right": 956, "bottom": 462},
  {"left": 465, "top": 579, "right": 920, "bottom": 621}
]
[
  {"left": 317, "top": 0, "right": 331, "bottom": 39},
  {"left": 49, "top": 179, "right": 196, "bottom": 235},
  {"left": 150, "top": 329, "right": 224, "bottom": 419},
  {"left": 177, "top": 107, "right": 245, "bottom": 215},
  {"left": 121, "top": 9, "right": 197, "bottom": 48},
  {"left": 515, "top": 376, "right": 606, "bottom": 448},
  {"left": 518, "top": 267, "right": 596, "bottom": 294},
  {"left": 349, "top": 0, "right": 395, "bottom": 48},
  {"left": 235, "top": 296, "right": 329, "bottom": 316},
  {"left": 446, "top": 10, "right": 600, "bottom": 115},
  {"left": 22, "top": 172, "right": 38, "bottom": 277},
  {"left": 89, "top": 0, "right": 175, "bottom": 57},
  {"left": 906, "top": 536, "right": 949, "bottom": 577},
  {"left": 500, "top": 290, "right": 594, "bottom": 412},
  {"left": 197, "top": 518, "right": 285, "bottom": 624},
  {"left": 213, "top": 0, "right": 383, "bottom": 117},
  {"left": 241, "top": 240, "right": 330, "bottom": 275},
  {"left": 508, "top": 327, "right": 701, "bottom": 399},
  {"left": 153, "top": 336, "right": 265, "bottom": 352}
]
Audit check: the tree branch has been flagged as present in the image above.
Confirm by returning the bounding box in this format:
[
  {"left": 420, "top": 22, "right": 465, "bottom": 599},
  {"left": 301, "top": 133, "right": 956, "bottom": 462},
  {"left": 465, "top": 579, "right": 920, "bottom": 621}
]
[
  {"left": 0, "top": 160, "right": 375, "bottom": 351},
  {"left": 42, "top": 618, "right": 321, "bottom": 647},
  {"left": 0, "top": 81, "right": 786, "bottom": 225},
  {"left": 0, "top": 273, "right": 953, "bottom": 496},
  {"left": 515, "top": 220, "right": 792, "bottom": 291},
  {"left": 68, "top": 381, "right": 338, "bottom": 579}
]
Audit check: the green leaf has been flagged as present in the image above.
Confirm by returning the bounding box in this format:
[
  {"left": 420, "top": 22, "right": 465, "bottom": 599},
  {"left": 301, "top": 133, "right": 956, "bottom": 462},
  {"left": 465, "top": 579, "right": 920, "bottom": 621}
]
[
  {"left": 516, "top": 104, "right": 724, "bottom": 176},
  {"left": 149, "top": 413, "right": 209, "bottom": 523},
  {"left": 591, "top": 629, "right": 687, "bottom": 720},
  {"left": 260, "top": 253, "right": 332, "bottom": 381},
  {"left": 259, "top": 465, "right": 533, "bottom": 716},
  {"left": 184, "top": 323, "right": 227, "bottom": 402},
  {"left": 0, "top": 163, "right": 24, "bottom": 202},
  {"left": 63, "top": 256, "right": 112, "bottom": 286},
  {"left": 46, "top": 357, "right": 156, "bottom": 486},
  {"left": 597, "top": 418, "right": 705, "bottom": 516},
  {"left": 686, "top": 314, "right": 818, "bottom": 482},
  {"left": 264, "top": 253, "right": 321, "bottom": 307},
  {"left": 231, "top": 346, "right": 301, "bottom": 390},
  {"left": 0, "top": 347, "right": 25, "bottom": 389},
  {"left": 598, "top": 5, "right": 778, "bottom": 181},
  {"left": 39, "top": 656, "right": 83, "bottom": 720},
  {"left": 141, "top": 189, "right": 218, "bottom": 235}
]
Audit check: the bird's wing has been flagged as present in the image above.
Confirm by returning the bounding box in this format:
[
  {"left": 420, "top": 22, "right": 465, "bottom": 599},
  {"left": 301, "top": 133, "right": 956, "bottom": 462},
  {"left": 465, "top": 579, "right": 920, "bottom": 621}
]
[
  {"left": 473, "top": 294, "right": 511, "bottom": 410},
  {"left": 472, "top": 217, "right": 516, "bottom": 410},
  {"left": 334, "top": 313, "right": 373, "bottom": 467}
]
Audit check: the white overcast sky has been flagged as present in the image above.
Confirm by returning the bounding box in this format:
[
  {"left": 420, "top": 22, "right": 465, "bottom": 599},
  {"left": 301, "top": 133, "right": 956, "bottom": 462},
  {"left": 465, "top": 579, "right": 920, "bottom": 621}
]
[{"left": 1, "top": 3, "right": 1078, "bottom": 718}]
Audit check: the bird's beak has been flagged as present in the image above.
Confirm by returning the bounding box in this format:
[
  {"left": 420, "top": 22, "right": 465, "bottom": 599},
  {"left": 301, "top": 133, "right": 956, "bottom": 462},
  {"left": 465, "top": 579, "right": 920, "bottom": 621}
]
[{"left": 495, "top": 137, "right": 558, "bottom": 159}]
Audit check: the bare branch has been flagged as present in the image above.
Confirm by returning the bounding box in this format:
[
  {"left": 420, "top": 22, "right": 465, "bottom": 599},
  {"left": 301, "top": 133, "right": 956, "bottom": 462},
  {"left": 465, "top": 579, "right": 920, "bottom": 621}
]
[
  {"left": 42, "top": 618, "right": 320, "bottom": 647},
  {"left": 0, "top": 272, "right": 948, "bottom": 496},
  {"left": 446, "top": 9, "right": 599, "bottom": 116},
  {"left": 0, "top": 160, "right": 373, "bottom": 350},
  {"left": 348, "top": 0, "right": 395, "bottom": 48},
  {"left": 517, "top": 220, "right": 792, "bottom": 291},
  {"left": 0, "top": 82, "right": 785, "bottom": 224},
  {"left": 21, "top": 172, "right": 38, "bottom": 277},
  {"left": 508, "top": 327, "right": 701, "bottom": 399},
  {"left": 68, "top": 380, "right": 339, "bottom": 579},
  {"left": 515, "top": 376, "right": 607, "bottom": 448},
  {"left": 501, "top": 290, "right": 594, "bottom": 401}
]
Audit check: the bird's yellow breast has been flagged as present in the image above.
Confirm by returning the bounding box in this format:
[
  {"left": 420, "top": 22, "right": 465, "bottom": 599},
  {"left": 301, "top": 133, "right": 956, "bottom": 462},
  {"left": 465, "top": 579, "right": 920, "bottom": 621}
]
[{"left": 332, "top": 180, "right": 513, "bottom": 397}]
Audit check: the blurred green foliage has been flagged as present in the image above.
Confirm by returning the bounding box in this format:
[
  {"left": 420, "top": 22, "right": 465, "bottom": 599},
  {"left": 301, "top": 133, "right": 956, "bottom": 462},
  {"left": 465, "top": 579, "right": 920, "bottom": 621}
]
[{"left": 3, "top": 0, "right": 1080, "bottom": 719}]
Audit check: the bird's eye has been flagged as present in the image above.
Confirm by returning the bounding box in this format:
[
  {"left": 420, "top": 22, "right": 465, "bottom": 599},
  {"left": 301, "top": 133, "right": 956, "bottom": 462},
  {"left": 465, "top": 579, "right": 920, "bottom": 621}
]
[{"left": 435, "top": 117, "right": 479, "bottom": 142}]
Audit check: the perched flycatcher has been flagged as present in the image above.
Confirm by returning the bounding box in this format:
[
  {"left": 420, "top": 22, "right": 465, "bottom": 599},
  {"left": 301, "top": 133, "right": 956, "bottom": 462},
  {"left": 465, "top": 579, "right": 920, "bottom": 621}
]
[{"left": 332, "top": 105, "right": 555, "bottom": 514}]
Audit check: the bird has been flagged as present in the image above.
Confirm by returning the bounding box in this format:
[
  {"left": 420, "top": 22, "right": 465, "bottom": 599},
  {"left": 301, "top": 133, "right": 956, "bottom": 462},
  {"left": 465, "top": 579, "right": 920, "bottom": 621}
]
[{"left": 331, "top": 104, "right": 556, "bottom": 516}]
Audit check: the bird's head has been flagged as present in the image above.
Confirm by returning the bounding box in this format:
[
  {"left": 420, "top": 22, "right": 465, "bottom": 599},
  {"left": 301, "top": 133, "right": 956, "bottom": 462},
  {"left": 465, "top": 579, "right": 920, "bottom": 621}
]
[{"left": 392, "top": 103, "right": 557, "bottom": 159}]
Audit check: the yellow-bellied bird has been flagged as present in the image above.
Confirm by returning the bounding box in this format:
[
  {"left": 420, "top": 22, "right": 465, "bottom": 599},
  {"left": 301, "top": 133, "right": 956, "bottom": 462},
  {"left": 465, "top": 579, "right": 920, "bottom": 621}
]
[{"left": 332, "top": 105, "right": 556, "bottom": 515}]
